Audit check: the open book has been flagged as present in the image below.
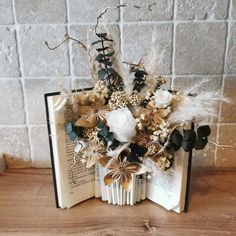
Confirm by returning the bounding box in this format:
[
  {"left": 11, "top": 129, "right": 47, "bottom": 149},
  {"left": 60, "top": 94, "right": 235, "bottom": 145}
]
[{"left": 45, "top": 90, "right": 192, "bottom": 213}]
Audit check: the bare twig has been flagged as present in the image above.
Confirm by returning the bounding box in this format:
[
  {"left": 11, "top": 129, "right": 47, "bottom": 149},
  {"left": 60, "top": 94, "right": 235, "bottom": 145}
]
[
  {"left": 45, "top": 34, "right": 87, "bottom": 51},
  {"left": 122, "top": 60, "right": 148, "bottom": 74},
  {"left": 95, "top": 3, "right": 156, "bottom": 35},
  {"left": 122, "top": 61, "right": 142, "bottom": 68}
]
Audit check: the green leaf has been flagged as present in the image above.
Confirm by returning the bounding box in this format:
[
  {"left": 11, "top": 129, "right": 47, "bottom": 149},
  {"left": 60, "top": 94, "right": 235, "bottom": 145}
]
[
  {"left": 64, "top": 123, "right": 77, "bottom": 141},
  {"left": 105, "top": 51, "right": 115, "bottom": 57},
  {"left": 171, "top": 129, "right": 183, "bottom": 146},
  {"left": 99, "top": 127, "right": 108, "bottom": 137},
  {"left": 65, "top": 123, "right": 73, "bottom": 133},
  {"left": 183, "top": 129, "right": 196, "bottom": 139},
  {"left": 194, "top": 137, "right": 208, "bottom": 150},
  {"left": 96, "top": 47, "right": 109, "bottom": 52},
  {"left": 197, "top": 125, "right": 211, "bottom": 138},
  {"left": 74, "top": 126, "right": 83, "bottom": 137},
  {"left": 96, "top": 33, "right": 107, "bottom": 38},
  {"left": 135, "top": 70, "right": 148, "bottom": 77},
  {"left": 95, "top": 54, "right": 104, "bottom": 61},
  {"left": 109, "top": 139, "right": 120, "bottom": 150},
  {"left": 103, "top": 37, "right": 113, "bottom": 42},
  {"left": 98, "top": 58, "right": 110, "bottom": 63},
  {"left": 182, "top": 140, "right": 195, "bottom": 152},
  {"left": 105, "top": 132, "right": 113, "bottom": 142},
  {"left": 166, "top": 142, "right": 181, "bottom": 152},
  {"left": 92, "top": 40, "right": 103, "bottom": 45},
  {"left": 182, "top": 129, "right": 196, "bottom": 152},
  {"left": 98, "top": 68, "right": 107, "bottom": 80}
]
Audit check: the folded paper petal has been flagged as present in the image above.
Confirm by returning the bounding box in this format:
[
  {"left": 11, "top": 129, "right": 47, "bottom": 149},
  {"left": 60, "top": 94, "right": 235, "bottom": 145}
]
[
  {"left": 98, "top": 156, "right": 111, "bottom": 168},
  {"left": 77, "top": 106, "right": 94, "bottom": 116},
  {"left": 104, "top": 172, "right": 114, "bottom": 186},
  {"left": 75, "top": 117, "right": 92, "bottom": 127}
]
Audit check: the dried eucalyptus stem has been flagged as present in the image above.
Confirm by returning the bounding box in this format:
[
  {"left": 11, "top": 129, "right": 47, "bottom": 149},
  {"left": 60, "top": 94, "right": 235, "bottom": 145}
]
[
  {"left": 95, "top": 2, "right": 156, "bottom": 35},
  {"left": 45, "top": 34, "right": 87, "bottom": 51}
]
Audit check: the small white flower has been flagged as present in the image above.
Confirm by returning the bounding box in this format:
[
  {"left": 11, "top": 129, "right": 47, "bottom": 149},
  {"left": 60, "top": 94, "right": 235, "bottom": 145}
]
[
  {"left": 106, "top": 107, "right": 136, "bottom": 142},
  {"left": 154, "top": 89, "right": 173, "bottom": 108}
]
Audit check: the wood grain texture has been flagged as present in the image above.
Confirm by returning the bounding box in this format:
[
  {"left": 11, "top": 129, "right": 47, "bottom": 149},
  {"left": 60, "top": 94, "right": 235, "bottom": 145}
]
[{"left": 0, "top": 168, "right": 236, "bottom": 236}]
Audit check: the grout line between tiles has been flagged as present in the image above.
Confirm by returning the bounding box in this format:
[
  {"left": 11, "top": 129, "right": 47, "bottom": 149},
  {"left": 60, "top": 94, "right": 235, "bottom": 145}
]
[{"left": 214, "top": 0, "right": 232, "bottom": 166}]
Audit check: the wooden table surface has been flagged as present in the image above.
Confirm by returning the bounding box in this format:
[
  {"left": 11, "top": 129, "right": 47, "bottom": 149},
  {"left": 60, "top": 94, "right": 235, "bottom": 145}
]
[{"left": 0, "top": 168, "right": 236, "bottom": 236}]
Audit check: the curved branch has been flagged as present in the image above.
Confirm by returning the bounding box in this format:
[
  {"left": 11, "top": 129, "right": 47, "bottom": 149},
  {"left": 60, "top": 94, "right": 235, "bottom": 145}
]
[
  {"left": 45, "top": 34, "right": 87, "bottom": 51},
  {"left": 95, "top": 3, "right": 156, "bottom": 36}
]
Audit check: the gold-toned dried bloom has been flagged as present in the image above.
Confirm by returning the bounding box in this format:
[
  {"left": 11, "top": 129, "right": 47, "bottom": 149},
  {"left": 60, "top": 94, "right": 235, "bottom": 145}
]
[
  {"left": 81, "top": 139, "right": 106, "bottom": 168},
  {"left": 108, "top": 90, "right": 128, "bottom": 109},
  {"left": 154, "top": 153, "right": 173, "bottom": 171},
  {"left": 150, "top": 122, "right": 171, "bottom": 143},
  {"left": 132, "top": 132, "right": 162, "bottom": 157},
  {"left": 98, "top": 148, "right": 142, "bottom": 189},
  {"left": 156, "top": 75, "right": 166, "bottom": 86},
  {"left": 129, "top": 93, "right": 142, "bottom": 106},
  {"left": 75, "top": 98, "right": 111, "bottom": 127},
  {"left": 93, "top": 80, "right": 109, "bottom": 100},
  {"left": 82, "top": 127, "right": 98, "bottom": 139}
]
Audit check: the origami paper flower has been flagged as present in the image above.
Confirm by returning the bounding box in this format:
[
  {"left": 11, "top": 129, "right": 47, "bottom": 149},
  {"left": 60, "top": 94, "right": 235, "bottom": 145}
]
[
  {"left": 75, "top": 98, "right": 111, "bottom": 127},
  {"left": 82, "top": 139, "right": 106, "bottom": 168},
  {"left": 98, "top": 148, "right": 143, "bottom": 189}
]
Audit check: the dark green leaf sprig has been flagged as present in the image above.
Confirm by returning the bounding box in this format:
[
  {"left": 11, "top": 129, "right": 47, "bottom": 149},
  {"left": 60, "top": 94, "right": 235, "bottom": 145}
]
[
  {"left": 96, "top": 122, "right": 120, "bottom": 150},
  {"left": 131, "top": 68, "right": 148, "bottom": 93},
  {"left": 92, "top": 33, "right": 123, "bottom": 92},
  {"left": 127, "top": 143, "right": 147, "bottom": 163},
  {"left": 64, "top": 123, "right": 83, "bottom": 141},
  {"left": 166, "top": 125, "right": 211, "bottom": 152}
]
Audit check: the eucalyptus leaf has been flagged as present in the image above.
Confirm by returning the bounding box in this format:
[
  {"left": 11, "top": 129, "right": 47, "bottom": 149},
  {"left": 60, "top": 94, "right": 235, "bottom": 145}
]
[
  {"left": 182, "top": 140, "right": 195, "bottom": 152},
  {"left": 103, "top": 37, "right": 113, "bottom": 42},
  {"left": 98, "top": 58, "right": 110, "bottom": 63},
  {"left": 65, "top": 123, "right": 73, "bottom": 133},
  {"left": 166, "top": 142, "right": 181, "bottom": 152},
  {"left": 92, "top": 40, "right": 103, "bottom": 45},
  {"left": 134, "top": 70, "right": 147, "bottom": 78},
  {"left": 171, "top": 129, "right": 183, "bottom": 146},
  {"left": 182, "top": 129, "right": 196, "bottom": 152},
  {"left": 98, "top": 68, "right": 107, "bottom": 80},
  {"left": 96, "top": 33, "right": 107, "bottom": 38},
  {"left": 95, "top": 54, "right": 104, "bottom": 61},
  {"left": 64, "top": 123, "right": 77, "bottom": 141},
  {"left": 197, "top": 125, "right": 211, "bottom": 138},
  {"left": 96, "top": 47, "right": 109, "bottom": 52},
  {"left": 183, "top": 129, "right": 196, "bottom": 139},
  {"left": 109, "top": 139, "right": 120, "bottom": 150},
  {"left": 105, "top": 51, "right": 115, "bottom": 57},
  {"left": 194, "top": 137, "right": 208, "bottom": 150}
]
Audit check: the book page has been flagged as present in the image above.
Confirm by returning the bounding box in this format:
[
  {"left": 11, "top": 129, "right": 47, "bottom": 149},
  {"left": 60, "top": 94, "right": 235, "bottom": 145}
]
[
  {"left": 48, "top": 94, "right": 95, "bottom": 208},
  {"left": 146, "top": 149, "right": 189, "bottom": 213}
]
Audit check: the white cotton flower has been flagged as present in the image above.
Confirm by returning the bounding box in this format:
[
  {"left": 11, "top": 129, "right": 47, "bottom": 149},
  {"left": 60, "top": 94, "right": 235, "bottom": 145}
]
[
  {"left": 106, "top": 107, "right": 136, "bottom": 142},
  {"left": 154, "top": 89, "right": 173, "bottom": 108}
]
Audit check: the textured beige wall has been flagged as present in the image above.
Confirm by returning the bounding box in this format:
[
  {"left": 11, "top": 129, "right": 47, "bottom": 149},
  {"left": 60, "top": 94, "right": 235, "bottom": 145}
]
[{"left": 0, "top": 0, "right": 235, "bottom": 167}]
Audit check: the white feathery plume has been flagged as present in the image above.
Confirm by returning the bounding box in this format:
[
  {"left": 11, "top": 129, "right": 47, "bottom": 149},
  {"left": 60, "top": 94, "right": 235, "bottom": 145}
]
[
  {"left": 142, "top": 27, "right": 159, "bottom": 75},
  {"left": 168, "top": 79, "right": 230, "bottom": 124}
]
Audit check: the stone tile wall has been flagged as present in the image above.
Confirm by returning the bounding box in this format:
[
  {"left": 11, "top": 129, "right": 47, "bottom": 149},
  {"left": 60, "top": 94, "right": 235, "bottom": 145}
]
[{"left": 0, "top": 0, "right": 235, "bottom": 167}]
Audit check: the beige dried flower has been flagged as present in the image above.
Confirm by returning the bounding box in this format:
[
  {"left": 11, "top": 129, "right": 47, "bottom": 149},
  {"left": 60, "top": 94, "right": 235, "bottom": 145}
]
[
  {"left": 108, "top": 90, "right": 128, "bottom": 109},
  {"left": 82, "top": 139, "right": 106, "bottom": 168},
  {"left": 98, "top": 148, "right": 142, "bottom": 189}
]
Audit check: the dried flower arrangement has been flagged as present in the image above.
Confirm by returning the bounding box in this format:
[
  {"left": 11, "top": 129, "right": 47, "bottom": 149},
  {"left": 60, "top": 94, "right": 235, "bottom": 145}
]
[{"left": 45, "top": 4, "right": 230, "bottom": 204}]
